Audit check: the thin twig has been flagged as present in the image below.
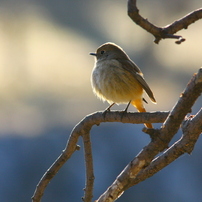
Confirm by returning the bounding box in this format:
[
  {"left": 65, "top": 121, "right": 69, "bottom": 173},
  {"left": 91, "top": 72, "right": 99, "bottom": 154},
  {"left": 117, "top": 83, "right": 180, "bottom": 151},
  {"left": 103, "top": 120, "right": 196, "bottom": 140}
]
[
  {"left": 32, "top": 124, "right": 81, "bottom": 202},
  {"left": 127, "top": 0, "right": 202, "bottom": 44},
  {"left": 82, "top": 132, "right": 95, "bottom": 202}
]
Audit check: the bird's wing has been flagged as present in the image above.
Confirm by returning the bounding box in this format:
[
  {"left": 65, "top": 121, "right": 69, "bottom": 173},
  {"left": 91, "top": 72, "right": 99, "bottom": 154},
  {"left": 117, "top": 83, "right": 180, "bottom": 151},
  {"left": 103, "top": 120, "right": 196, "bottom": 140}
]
[
  {"left": 118, "top": 59, "right": 156, "bottom": 103},
  {"left": 122, "top": 59, "right": 143, "bottom": 75},
  {"left": 135, "top": 73, "right": 156, "bottom": 103}
]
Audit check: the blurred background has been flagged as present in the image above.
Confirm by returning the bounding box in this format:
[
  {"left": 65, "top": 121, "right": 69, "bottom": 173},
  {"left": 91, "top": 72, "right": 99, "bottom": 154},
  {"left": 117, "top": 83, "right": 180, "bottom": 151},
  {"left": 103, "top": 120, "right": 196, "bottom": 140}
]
[{"left": 0, "top": 0, "right": 202, "bottom": 201}]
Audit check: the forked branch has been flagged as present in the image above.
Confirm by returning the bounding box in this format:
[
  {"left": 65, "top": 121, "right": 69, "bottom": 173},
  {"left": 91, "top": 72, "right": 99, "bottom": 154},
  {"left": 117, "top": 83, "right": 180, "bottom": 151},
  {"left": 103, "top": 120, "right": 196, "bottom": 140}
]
[
  {"left": 96, "top": 68, "right": 202, "bottom": 202},
  {"left": 32, "top": 111, "right": 168, "bottom": 202},
  {"left": 32, "top": 68, "right": 201, "bottom": 202},
  {"left": 127, "top": 0, "right": 202, "bottom": 44}
]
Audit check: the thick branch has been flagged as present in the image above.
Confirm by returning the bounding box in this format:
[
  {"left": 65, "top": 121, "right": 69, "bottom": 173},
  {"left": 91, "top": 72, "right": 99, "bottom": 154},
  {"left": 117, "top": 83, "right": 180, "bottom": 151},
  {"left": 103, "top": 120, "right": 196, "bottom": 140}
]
[
  {"left": 160, "top": 68, "right": 202, "bottom": 138},
  {"left": 128, "top": 107, "right": 202, "bottom": 188},
  {"left": 127, "top": 0, "right": 202, "bottom": 44},
  {"left": 96, "top": 68, "right": 202, "bottom": 202}
]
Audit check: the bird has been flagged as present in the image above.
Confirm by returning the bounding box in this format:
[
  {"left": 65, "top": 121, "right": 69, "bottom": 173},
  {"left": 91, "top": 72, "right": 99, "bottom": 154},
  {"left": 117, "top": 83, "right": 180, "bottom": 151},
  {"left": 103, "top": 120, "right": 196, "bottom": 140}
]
[{"left": 90, "top": 42, "right": 156, "bottom": 128}]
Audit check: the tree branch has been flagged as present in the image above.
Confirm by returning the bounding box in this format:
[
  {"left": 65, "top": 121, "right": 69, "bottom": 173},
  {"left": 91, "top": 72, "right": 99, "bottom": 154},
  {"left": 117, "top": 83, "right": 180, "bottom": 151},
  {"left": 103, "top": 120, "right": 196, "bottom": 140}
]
[
  {"left": 96, "top": 68, "right": 202, "bottom": 202},
  {"left": 32, "top": 127, "right": 81, "bottom": 202},
  {"left": 32, "top": 111, "right": 168, "bottom": 202},
  {"left": 126, "top": 107, "right": 202, "bottom": 188},
  {"left": 82, "top": 131, "right": 95, "bottom": 202},
  {"left": 127, "top": 0, "right": 202, "bottom": 44},
  {"left": 32, "top": 66, "right": 201, "bottom": 202}
]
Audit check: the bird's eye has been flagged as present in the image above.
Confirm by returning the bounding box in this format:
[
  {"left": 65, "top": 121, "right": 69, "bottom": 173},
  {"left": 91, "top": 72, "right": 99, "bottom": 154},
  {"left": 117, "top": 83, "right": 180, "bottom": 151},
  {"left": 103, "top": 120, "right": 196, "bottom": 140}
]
[{"left": 100, "top": 50, "right": 105, "bottom": 54}]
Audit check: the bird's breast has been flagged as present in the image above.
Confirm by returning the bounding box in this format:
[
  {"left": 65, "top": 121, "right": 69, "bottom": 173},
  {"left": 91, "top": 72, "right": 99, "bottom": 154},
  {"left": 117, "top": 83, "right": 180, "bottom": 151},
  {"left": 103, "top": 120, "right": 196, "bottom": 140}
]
[
  {"left": 91, "top": 59, "right": 142, "bottom": 103},
  {"left": 91, "top": 59, "right": 122, "bottom": 89}
]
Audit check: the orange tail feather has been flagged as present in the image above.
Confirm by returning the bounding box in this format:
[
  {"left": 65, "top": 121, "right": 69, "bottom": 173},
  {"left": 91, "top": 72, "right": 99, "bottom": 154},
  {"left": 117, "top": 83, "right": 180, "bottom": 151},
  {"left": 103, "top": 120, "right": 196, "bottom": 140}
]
[{"left": 131, "top": 99, "right": 153, "bottom": 128}]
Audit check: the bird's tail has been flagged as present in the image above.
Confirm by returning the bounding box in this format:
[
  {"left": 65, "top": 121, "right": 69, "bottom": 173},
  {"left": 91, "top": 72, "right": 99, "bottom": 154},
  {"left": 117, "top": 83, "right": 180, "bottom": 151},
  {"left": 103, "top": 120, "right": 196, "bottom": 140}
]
[{"left": 131, "top": 99, "right": 153, "bottom": 128}]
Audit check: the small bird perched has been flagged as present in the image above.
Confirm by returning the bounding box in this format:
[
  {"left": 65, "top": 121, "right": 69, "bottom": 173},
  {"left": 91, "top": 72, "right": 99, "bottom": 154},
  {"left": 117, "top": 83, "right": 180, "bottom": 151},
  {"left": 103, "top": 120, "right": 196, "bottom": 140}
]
[{"left": 90, "top": 42, "right": 156, "bottom": 128}]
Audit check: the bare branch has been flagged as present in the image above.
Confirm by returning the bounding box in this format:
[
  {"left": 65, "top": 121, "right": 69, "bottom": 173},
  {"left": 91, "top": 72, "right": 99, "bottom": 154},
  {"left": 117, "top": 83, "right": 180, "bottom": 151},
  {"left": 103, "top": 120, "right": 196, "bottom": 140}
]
[
  {"left": 96, "top": 68, "right": 202, "bottom": 202},
  {"left": 82, "top": 132, "right": 95, "bottom": 202},
  {"left": 127, "top": 107, "right": 202, "bottom": 188},
  {"left": 32, "top": 111, "right": 168, "bottom": 202},
  {"left": 32, "top": 68, "right": 202, "bottom": 202},
  {"left": 127, "top": 0, "right": 202, "bottom": 44},
  {"left": 32, "top": 66, "right": 202, "bottom": 202},
  {"left": 32, "top": 128, "right": 81, "bottom": 202}
]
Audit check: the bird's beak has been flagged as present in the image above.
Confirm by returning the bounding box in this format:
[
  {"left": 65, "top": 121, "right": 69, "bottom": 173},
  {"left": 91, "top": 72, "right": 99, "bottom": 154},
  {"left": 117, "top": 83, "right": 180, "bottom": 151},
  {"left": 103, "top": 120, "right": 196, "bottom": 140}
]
[{"left": 90, "top": 52, "right": 97, "bottom": 56}]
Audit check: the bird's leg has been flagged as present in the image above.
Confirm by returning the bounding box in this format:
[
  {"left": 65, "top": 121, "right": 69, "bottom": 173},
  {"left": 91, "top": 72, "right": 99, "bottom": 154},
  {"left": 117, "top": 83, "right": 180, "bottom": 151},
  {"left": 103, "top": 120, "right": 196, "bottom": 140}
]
[
  {"left": 124, "top": 100, "right": 131, "bottom": 112},
  {"left": 102, "top": 103, "right": 115, "bottom": 118},
  {"left": 105, "top": 103, "right": 115, "bottom": 111},
  {"left": 120, "top": 101, "right": 131, "bottom": 120}
]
